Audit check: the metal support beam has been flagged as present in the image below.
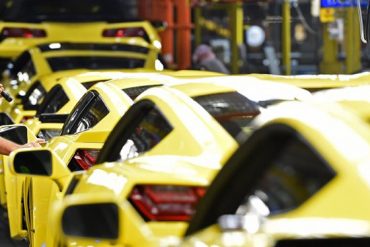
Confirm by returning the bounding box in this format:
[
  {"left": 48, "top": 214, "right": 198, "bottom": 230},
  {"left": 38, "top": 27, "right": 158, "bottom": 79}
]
[
  {"left": 344, "top": 7, "right": 361, "bottom": 73},
  {"left": 319, "top": 22, "right": 342, "bottom": 73},
  {"left": 176, "top": 0, "right": 192, "bottom": 69},
  {"left": 229, "top": 2, "right": 244, "bottom": 74},
  {"left": 194, "top": 7, "right": 202, "bottom": 46},
  {"left": 282, "top": 0, "right": 291, "bottom": 75},
  {"left": 319, "top": 7, "right": 361, "bottom": 74}
]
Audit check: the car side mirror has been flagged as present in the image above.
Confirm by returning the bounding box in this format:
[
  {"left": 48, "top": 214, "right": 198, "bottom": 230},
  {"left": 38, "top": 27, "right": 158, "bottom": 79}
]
[
  {"left": 0, "top": 125, "right": 28, "bottom": 144},
  {"left": 0, "top": 113, "right": 15, "bottom": 126},
  {"left": 9, "top": 148, "right": 71, "bottom": 190},
  {"left": 12, "top": 149, "right": 52, "bottom": 176},
  {"left": 62, "top": 202, "right": 120, "bottom": 240}
]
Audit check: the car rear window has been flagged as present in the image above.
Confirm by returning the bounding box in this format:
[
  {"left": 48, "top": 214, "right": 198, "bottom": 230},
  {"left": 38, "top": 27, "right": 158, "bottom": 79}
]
[
  {"left": 7, "top": 51, "right": 36, "bottom": 83},
  {"left": 193, "top": 92, "right": 260, "bottom": 143},
  {"left": 36, "top": 84, "right": 69, "bottom": 115},
  {"left": 22, "top": 80, "right": 46, "bottom": 110},
  {"left": 61, "top": 92, "right": 109, "bottom": 135},
  {"left": 242, "top": 138, "right": 335, "bottom": 216},
  {"left": 0, "top": 0, "right": 138, "bottom": 23},
  {"left": 47, "top": 56, "right": 145, "bottom": 72}
]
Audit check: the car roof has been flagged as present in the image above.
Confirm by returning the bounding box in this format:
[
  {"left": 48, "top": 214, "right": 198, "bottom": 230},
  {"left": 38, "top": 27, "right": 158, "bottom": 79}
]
[
  {"left": 169, "top": 75, "right": 311, "bottom": 101},
  {"left": 105, "top": 76, "right": 175, "bottom": 90},
  {"left": 160, "top": 70, "right": 225, "bottom": 78},
  {"left": 312, "top": 85, "right": 370, "bottom": 120},
  {"left": 248, "top": 72, "right": 370, "bottom": 90}
]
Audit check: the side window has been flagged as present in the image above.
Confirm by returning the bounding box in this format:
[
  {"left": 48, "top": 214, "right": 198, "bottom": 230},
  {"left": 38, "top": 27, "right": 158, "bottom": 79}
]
[
  {"left": 62, "top": 92, "right": 109, "bottom": 135},
  {"left": 240, "top": 137, "right": 335, "bottom": 215},
  {"left": 9, "top": 51, "right": 36, "bottom": 83},
  {"left": 61, "top": 92, "right": 95, "bottom": 135},
  {"left": 22, "top": 81, "right": 46, "bottom": 110},
  {"left": 72, "top": 96, "right": 109, "bottom": 134},
  {"left": 36, "top": 84, "right": 69, "bottom": 115},
  {"left": 119, "top": 107, "right": 172, "bottom": 160}
]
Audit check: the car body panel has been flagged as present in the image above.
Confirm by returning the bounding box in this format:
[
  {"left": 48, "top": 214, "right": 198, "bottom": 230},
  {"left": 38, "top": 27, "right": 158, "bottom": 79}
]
[
  {"left": 182, "top": 218, "right": 370, "bottom": 247},
  {"left": 20, "top": 82, "right": 133, "bottom": 245},
  {"left": 183, "top": 86, "right": 370, "bottom": 244},
  {"left": 2, "top": 43, "right": 161, "bottom": 123},
  {"left": 2, "top": 125, "right": 40, "bottom": 239},
  {"left": 248, "top": 72, "right": 370, "bottom": 91},
  {"left": 1, "top": 35, "right": 161, "bottom": 116},
  {"left": 50, "top": 157, "right": 212, "bottom": 246},
  {"left": 19, "top": 76, "right": 181, "bottom": 246},
  {"left": 51, "top": 80, "right": 310, "bottom": 246},
  {"left": 0, "top": 21, "right": 160, "bottom": 62}
]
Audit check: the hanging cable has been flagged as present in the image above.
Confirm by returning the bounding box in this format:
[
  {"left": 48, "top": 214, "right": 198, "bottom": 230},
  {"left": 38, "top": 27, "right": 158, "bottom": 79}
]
[
  {"left": 356, "top": 0, "right": 367, "bottom": 43},
  {"left": 292, "top": 0, "right": 317, "bottom": 35}
]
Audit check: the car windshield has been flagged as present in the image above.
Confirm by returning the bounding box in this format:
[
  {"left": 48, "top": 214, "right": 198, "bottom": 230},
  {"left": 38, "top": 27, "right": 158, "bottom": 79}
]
[
  {"left": 46, "top": 56, "right": 145, "bottom": 71},
  {"left": 0, "top": 0, "right": 138, "bottom": 23}
]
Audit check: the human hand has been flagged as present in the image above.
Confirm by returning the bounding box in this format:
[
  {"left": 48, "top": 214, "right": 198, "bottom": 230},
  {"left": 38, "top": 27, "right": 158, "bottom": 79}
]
[{"left": 21, "top": 139, "right": 46, "bottom": 148}]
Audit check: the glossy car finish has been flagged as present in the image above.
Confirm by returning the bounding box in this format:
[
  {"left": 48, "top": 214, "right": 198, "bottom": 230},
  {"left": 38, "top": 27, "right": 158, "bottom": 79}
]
[
  {"left": 182, "top": 217, "right": 370, "bottom": 247},
  {"left": 48, "top": 78, "right": 310, "bottom": 246},
  {"left": 248, "top": 72, "right": 370, "bottom": 92},
  {"left": 183, "top": 87, "right": 370, "bottom": 244},
  {"left": 0, "top": 0, "right": 160, "bottom": 69},
  {"left": 12, "top": 75, "right": 177, "bottom": 246},
  {"left": 24, "top": 70, "right": 141, "bottom": 139},
  {"left": 97, "top": 76, "right": 311, "bottom": 166},
  {"left": 0, "top": 74, "right": 86, "bottom": 205},
  {"left": 49, "top": 155, "right": 214, "bottom": 246},
  {"left": 0, "top": 71, "right": 133, "bottom": 209},
  {"left": 4, "top": 80, "right": 133, "bottom": 242},
  {"left": 1, "top": 40, "right": 160, "bottom": 123},
  {"left": 1, "top": 69, "right": 219, "bottom": 212}
]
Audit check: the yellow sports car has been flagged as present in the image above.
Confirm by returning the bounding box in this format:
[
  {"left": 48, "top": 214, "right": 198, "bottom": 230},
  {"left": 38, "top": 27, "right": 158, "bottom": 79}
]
[
  {"left": 4, "top": 74, "right": 175, "bottom": 245},
  {"left": 0, "top": 0, "right": 160, "bottom": 70},
  {"left": 0, "top": 71, "right": 137, "bottom": 208},
  {"left": 53, "top": 196, "right": 370, "bottom": 247},
  {"left": 27, "top": 154, "right": 212, "bottom": 246},
  {"left": 24, "top": 71, "right": 143, "bottom": 140},
  {"left": 1, "top": 41, "right": 159, "bottom": 123},
  {"left": 9, "top": 77, "right": 310, "bottom": 246},
  {"left": 97, "top": 76, "right": 310, "bottom": 165},
  {"left": 25, "top": 69, "right": 225, "bottom": 140},
  {"left": 181, "top": 86, "right": 370, "bottom": 244}
]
